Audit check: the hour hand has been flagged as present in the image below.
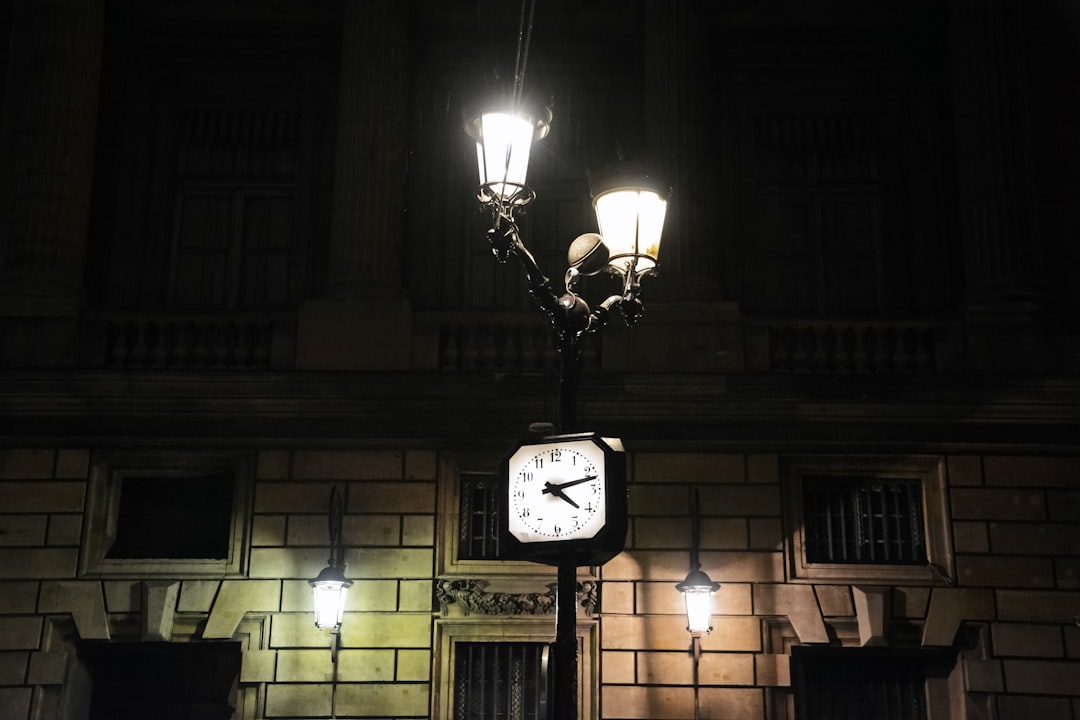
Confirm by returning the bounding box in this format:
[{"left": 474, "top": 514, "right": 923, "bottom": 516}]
[{"left": 543, "top": 481, "right": 580, "bottom": 508}]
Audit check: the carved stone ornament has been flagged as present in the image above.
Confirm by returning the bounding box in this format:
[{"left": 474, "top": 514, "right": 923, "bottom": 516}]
[{"left": 436, "top": 579, "right": 599, "bottom": 616}]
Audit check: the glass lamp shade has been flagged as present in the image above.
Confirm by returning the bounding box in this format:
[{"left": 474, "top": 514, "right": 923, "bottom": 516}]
[
  {"left": 675, "top": 569, "right": 720, "bottom": 634},
  {"left": 465, "top": 109, "right": 550, "bottom": 203},
  {"left": 310, "top": 564, "right": 353, "bottom": 630},
  {"left": 592, "top": 186, "right": 668, "bottom": 274}
]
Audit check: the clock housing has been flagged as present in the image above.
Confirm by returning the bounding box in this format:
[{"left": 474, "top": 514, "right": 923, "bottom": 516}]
[{"left": 500, "top": 432, "right": 627, "bottom": 566}]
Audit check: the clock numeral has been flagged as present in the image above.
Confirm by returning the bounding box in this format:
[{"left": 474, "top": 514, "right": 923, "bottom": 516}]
[
  {"left": 515, "top": 489, "right": 525, "bottom": 499},
  {"left": 534, "top": 457, "right": 543, "bottom": 469},
  {"left": 571, "top": 516, "right": 580, "bottom": 529},
  {"left": 520, "top": 472, "right": 533, "bottom": 483},
  {"left": 553, "top": 524, "right": 561, "bottom": 535},
  {"left": 520, "top": 508, "right": 530, "bottom": 518},
  {"left": 550, "top": 449, "right": 562, "bottom": 462},
  {"left": 590, "top": 483, "right": 601, "bottom": 495},
  {"left": 585, "top": 503, "right": 594, "bottom": 512}
]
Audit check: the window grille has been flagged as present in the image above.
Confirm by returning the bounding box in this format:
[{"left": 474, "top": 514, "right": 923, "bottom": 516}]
[
  {"left": 793, "top": 648, "right": 928, "bottom": 720},
  {"left": 454, "top": 642, "right": 548, "bottom": 720},
  {"left": 458, "top": 474, "right": 501, "bottom": 560},
  {"left": 803, "top": 475, "right": 926, "bottom": 564}
]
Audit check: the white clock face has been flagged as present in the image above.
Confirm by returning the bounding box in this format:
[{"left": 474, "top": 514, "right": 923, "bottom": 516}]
[{"left": 507, "top": 439, "right": 607, "bottom": 543}]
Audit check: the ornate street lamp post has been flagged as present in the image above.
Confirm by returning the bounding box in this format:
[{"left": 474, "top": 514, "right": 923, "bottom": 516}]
[
  {"left": 463, "top": 6, "right": 668, "bottom": 720},
  {"left": 465, "top": 97, "right": 668, "bottom": 720}
]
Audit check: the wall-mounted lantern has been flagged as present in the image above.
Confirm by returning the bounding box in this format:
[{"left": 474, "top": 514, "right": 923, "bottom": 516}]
[
  {"left": 310, "top": 485, "right": 351, "bottom": 659},
  {"left": 677, "top": 566, "right": 721, "bottom": 636},
  {"left": 674, "top": 488, "right": 719, "bottom": 720}
]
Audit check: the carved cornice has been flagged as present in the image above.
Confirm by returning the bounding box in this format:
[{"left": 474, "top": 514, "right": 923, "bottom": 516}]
[{"left": 436, "top": 579, "right": 599, "bottom": 617}]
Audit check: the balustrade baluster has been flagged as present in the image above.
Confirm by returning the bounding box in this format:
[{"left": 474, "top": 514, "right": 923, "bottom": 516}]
[
  {"left": 461, "top": 325, "right": 479, "bottom": 371},
  {"left": 840, "top": 327, "right": 858, "bottom": 373},
  {"left": 823, "top": 326, "right": 838, "bottom": 373},
  {"left": 800, "top": 326, "right": 818, "bottom": 373},
  {"left": 254, "top": 322, "right": 267, "bottom": 369},
  {"left": 189, "top": 323, "right": 207, "bottom": 368},
  {"left": 881, "top": 327, "right": 898, "bottom": 374},
  {"left": 146, "top": 321, "right": 165, "bottom": 369},
  {"left": 863, "top": 327, "right": 879, "bottom": 373},
  {"left": 129, "top": 322, "right": 148, "bottom": 368}
]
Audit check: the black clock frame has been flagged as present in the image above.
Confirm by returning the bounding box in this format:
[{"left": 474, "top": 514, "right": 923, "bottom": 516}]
[{"left": 499, "top": 432, "right": 628, "bottom": 567}]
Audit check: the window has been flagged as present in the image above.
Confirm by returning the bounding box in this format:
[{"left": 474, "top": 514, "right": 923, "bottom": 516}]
[
  {"left": 77, "top": 641, "right": 241, "bottom": 720},
  {"left": 792, "top": 647, "right": 956, "bottom": 720},
  {"left": 81, "top": 451, "right": 253, "bottom": 577},
  {"left": 108, "top": 470, "right": 236, "bottom": 559},
  {"left": 454, "top": 642, "right": 549, "bottom": 720},
  {"left": 433, "top": 618, "right": 596, "bottom": 720},
  {"left": 438, "top": 460, "right": 565, "bottom": 578},
  {"left": 784, "top": 456, "right": 952, "bottom": 584},
  {"left": 745, "top": 113, "right": 884, "bottom": 317},
  {"left": 170, "top": 110, "right": 303, "bottom": 310},
  {"left": 803, "top": 475, "right": 926, "bottom": 565},
  {"left": 458, "top": 473, "right": 502, "bottom": 561}
]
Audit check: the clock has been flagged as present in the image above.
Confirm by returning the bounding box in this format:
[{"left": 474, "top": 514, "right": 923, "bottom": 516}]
[{"left": 500, "top": 432, "right": 627, "bottom": 566}]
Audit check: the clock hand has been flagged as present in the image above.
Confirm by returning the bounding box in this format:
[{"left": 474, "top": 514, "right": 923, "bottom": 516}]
[
  {"left": 543, "top": 481, "right": 580, "bottom": 508},
  {"left": 541, "top": 474, "right": 597, "bottom": 494}
]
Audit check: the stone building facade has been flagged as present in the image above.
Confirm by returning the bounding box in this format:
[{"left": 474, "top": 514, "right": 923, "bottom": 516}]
[{"left": 1, "top": 1, "right": 1079, "bottom": 719}]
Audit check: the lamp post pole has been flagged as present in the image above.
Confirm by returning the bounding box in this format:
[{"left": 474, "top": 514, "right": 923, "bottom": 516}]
[
  {"left": 490, "top": 218, "right": 592, "bottom": 720},
  {"left": 554, "top": 557, "right": 579, "bottom": 720}
]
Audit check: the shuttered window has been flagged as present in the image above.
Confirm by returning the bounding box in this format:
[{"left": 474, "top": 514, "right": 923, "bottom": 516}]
[
  {"left": 458, "top": 474, "right": 501, "bottom": 560},
  {"left": 803, "top": 475, "right": 926, "bottom": 565},
  {"left": 454, "top": 643, "right": 548, "bottom": 720}
]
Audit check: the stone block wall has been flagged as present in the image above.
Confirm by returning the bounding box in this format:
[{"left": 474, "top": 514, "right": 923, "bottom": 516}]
[
  {"left": 0, "top": 448, "right": 438, "bottom": 719},
  {"left": 1, "top": 448, "right": 1079, "bottom": 719},
  {"left": 598, "top": 452, "right": 1080, "bottom": 720}
]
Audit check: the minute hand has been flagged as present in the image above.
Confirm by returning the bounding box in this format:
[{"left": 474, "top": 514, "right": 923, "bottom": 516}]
[{"left": 541, "top": 475, "right": 597, "bottom": 494}]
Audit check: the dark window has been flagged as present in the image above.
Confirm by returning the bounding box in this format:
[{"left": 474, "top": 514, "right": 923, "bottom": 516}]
[
  {"left": 458, "top": 474, "right": 501, "bottom": 561},
  {"left": 746, "top": 114, "right": 883, "bottom": 317},
  {"left": 455, "top": 642, "right": 548, "bottom": 720},
  {"left": 107, "top": 471, "right": 235, "bottom": 559},
  {"left": 792, "top": 647, "right": 955, "bottom": 720},
  {"left": 79, "top": 641, "right": 241, "bottom": 720},
  {"left": 170, "top": 110, "right": 301, "bottom": 311},
  {"left": 803, "top": 475, "right": 926, "bottom": 564}
]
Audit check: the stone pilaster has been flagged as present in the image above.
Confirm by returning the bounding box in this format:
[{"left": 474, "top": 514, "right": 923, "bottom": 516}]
[
  {"left": 0, "top": 0, "right": 104, "bottom": 314},
  {"left": 298, "top": 0, "right": 413, "bottom": 370},
  {"left": 322, "top": 0, "right": 409, "bottom": 301},
  {"left": 641, "top": 0, "right": 722, "bottom": 301},
  {"left": 950, "top": 0, "right": 1039, "bottom": 318}
]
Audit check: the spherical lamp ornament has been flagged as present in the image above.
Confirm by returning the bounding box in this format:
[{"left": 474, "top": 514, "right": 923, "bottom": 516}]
[
  {"left": 567, "top": 233, "right": 610, "bottom": 276},
  {"left": 557, "top": 292, "right": 591, "bottom": 333}
]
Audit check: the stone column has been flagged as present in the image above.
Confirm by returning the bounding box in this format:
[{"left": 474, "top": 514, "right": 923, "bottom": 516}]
[
  {"left": 297, "top": 1, "right": 413, "bottom": 369},
  {"left": 950, "top": 0, "right": 1039, "bottom": 317},
  {"left": 0, "top": 0, "right": 104, "bottom": 314},
  {"left": 641, "top": 0, "right": 722, "bottom": 301},
  {"left": 620, "top": 3, "right": 744, "bottom": 374},
  {"left": 949, "top": 0, "right": 1049, "bottom": 372},
  {"left": 322, "top": 0, "right": 409, "bottom": 301}
]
